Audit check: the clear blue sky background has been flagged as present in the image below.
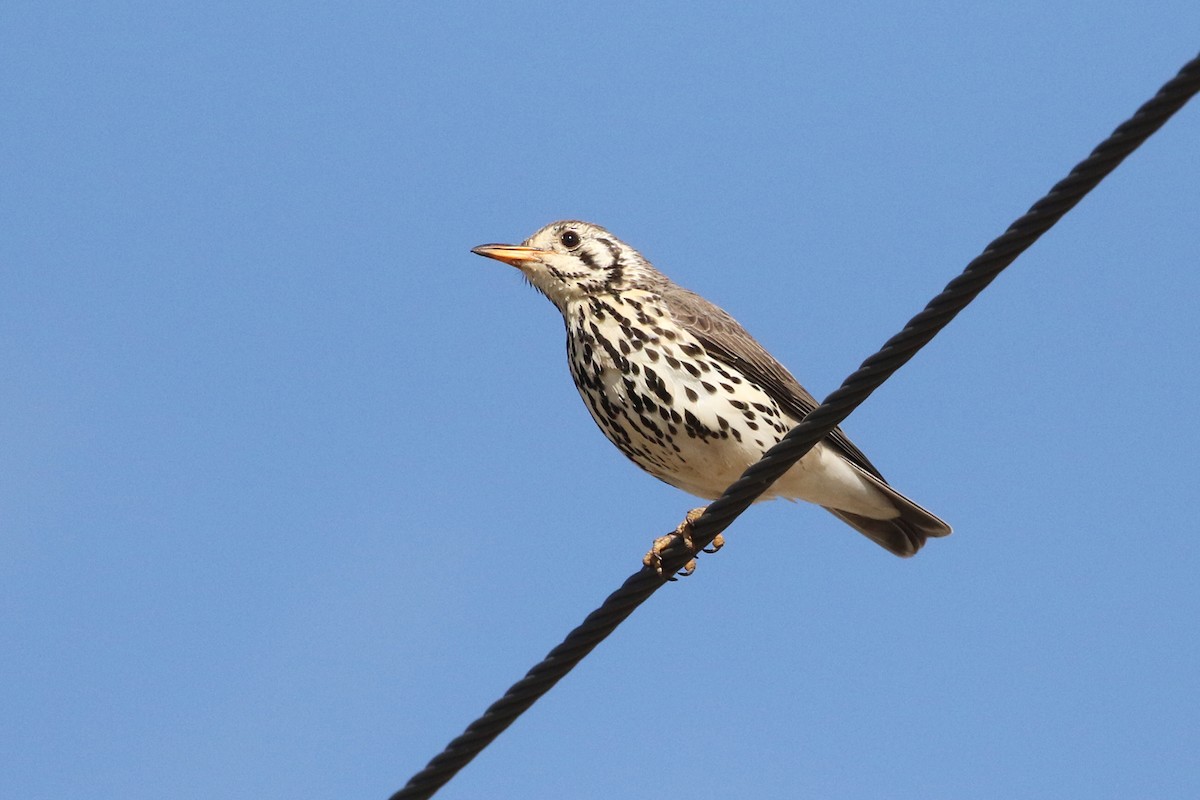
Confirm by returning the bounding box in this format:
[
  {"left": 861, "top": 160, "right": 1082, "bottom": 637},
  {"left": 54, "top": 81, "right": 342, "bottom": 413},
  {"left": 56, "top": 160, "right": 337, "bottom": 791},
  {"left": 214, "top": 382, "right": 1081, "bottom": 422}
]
[{"left": 3, "top": 4, "right": 1198, "bottom": 799}]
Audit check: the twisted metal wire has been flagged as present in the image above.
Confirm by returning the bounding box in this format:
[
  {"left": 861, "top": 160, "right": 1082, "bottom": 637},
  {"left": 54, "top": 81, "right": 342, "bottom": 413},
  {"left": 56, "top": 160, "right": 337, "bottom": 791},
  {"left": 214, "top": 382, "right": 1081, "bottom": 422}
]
[{"left": 392, "top": 53, "right": 1200, "bottom": 800}]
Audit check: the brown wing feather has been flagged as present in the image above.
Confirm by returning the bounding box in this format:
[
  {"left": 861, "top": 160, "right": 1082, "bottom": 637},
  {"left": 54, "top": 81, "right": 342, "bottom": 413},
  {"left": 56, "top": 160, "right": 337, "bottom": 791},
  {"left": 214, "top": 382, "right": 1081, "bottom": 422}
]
[{"left": 659, "top": 283, "right": 886, "bottom": 481}]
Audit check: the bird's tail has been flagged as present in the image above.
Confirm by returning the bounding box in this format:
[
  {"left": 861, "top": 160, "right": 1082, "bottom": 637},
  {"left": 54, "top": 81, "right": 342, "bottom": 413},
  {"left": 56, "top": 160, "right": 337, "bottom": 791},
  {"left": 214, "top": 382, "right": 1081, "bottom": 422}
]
[{"left": 824, "top": 469, "right": 952, "bottom": 557}]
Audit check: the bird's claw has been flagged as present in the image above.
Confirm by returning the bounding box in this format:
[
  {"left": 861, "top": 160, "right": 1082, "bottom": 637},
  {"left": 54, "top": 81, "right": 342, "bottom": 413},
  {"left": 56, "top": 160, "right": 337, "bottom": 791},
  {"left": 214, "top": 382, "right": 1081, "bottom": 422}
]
[
  {"left": 643, "top": 534, "right": 690, "bottom": 578},
  {"left": 643, "top": 507, "right": 715, "bottom": 579}
]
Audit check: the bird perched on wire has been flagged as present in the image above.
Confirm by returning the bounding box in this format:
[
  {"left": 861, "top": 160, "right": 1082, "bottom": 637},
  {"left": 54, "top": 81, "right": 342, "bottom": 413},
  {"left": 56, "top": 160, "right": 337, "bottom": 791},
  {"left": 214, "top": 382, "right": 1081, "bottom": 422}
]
[{"left": 473, "top": 221, "right": 950, "bottom": 562}]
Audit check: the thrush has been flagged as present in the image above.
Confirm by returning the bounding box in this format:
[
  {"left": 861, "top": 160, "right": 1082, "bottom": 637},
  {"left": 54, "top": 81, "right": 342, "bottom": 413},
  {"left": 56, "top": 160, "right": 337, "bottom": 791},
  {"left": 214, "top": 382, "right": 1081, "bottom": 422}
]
[{"left": 472, "top": 220, "right": 951, "bottom": 558}]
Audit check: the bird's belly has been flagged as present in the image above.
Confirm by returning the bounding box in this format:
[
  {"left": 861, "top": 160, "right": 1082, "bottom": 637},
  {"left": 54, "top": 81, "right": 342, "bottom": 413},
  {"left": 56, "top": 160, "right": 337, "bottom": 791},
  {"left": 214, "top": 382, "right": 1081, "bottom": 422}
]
[
  {"left": 568, "top": 321, "right": 797, "bottom": 498},
  {"left": 566, "top": 317, "right": 893, "bottom": 516}
]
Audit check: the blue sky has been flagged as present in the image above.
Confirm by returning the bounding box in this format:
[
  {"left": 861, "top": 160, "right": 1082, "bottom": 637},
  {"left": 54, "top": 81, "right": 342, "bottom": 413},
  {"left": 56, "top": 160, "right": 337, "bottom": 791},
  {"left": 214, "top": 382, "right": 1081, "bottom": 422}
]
[{"left": 3, "top": 3, "right": 1199, "bottom": 799}]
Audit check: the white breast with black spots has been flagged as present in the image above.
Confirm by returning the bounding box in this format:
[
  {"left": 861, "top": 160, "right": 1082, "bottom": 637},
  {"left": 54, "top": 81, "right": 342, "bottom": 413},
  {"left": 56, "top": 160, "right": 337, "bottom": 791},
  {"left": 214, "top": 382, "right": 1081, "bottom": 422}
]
[{"left": 564, "top": 292, "right": 794, "bottom": 498}]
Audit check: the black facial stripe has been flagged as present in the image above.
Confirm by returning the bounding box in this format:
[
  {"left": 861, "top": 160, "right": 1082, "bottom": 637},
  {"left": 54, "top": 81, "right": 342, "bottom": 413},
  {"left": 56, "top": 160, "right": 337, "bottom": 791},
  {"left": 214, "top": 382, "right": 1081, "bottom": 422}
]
[
  {"left": 596, "top": 237, "right": 621, "bottom": 262},
  {"left": 550, "top": 266, "right": 591, "bottom": 282},
  {"left": 577, "top": 247, "right": 599, "bottom": 270},
  {"left": 592, "top": 237, "right": 625, "bottom": 289}
]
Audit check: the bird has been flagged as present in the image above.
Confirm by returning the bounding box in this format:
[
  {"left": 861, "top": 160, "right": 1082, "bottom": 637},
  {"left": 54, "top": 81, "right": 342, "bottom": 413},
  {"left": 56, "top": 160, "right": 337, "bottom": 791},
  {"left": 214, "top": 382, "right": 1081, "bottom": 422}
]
[{"left": 472, "top": 220, "right": 951, "bottom": 559}]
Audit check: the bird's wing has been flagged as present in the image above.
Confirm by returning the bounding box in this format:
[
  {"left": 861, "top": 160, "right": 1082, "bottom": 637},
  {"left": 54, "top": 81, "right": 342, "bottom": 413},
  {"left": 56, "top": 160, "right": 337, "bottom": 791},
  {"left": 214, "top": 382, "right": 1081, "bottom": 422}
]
[{"left": 660, "top": 283, "right": 886, "bottom": 481}]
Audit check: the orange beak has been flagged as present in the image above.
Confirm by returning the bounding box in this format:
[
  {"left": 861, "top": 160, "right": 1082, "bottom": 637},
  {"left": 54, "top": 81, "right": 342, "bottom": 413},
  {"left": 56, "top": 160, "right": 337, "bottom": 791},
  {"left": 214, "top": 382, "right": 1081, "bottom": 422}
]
[{"left": 470, "top": 244, "right": 547, "bottom": 266}]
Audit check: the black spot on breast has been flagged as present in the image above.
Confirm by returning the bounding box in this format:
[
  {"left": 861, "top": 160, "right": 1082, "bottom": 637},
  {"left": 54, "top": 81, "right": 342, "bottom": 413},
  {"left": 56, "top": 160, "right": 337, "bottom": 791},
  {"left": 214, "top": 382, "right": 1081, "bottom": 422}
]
[
  {"left": 637, "top": 413, "right": 664, "bottom": 438},
  {"left": 644, "top": 367, "right": 672, "bottom": 404},
  {"left": 593, "top": 328, "right": 624, "bottom": 366},
  {"left": 685, "top": 387, "right": 698, "bottom": 402},
  {"left": 702, "top": 381, "right": 717, "bottom": 394}
]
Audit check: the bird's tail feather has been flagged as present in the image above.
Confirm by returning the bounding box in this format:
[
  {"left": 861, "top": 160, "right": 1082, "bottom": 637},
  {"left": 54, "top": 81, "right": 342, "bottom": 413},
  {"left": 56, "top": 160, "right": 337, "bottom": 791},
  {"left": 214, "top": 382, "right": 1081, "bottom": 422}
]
[{"left": 823, "top": 471, "right": 952, "bottom": 557}]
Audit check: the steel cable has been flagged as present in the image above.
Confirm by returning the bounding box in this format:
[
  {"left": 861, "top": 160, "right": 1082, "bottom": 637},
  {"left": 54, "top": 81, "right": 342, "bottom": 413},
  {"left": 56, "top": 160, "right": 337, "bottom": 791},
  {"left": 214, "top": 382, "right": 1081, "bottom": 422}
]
[{"left": 391, "top": 52, "right": 1200, "bottom": 800}]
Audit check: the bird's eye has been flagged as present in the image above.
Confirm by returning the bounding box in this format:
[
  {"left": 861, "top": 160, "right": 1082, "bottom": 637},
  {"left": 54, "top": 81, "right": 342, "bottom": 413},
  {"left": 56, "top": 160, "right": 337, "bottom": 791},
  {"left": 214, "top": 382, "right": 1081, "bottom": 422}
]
[{"left": 560, "top": 230, "right": 581, "bottom": 248}]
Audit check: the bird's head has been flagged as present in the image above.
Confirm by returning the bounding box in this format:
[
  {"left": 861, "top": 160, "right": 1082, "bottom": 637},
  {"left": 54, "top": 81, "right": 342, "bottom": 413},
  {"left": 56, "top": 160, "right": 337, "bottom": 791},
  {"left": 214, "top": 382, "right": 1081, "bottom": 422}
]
[{"left": 472, "top": 220, "right": 663, "bottom": 310}]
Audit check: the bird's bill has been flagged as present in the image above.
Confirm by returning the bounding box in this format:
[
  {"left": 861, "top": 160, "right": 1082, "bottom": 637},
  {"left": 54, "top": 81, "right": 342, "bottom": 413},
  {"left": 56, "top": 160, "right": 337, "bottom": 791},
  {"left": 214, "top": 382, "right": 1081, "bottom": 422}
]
[{"left": 471, "top": 244, "right": 547, "bottom": 266}]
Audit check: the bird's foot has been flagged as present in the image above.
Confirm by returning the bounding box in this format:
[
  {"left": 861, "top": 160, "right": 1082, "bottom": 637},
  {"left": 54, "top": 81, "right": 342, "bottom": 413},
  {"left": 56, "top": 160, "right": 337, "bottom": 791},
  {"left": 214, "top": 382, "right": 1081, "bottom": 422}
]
[
  {"left": 643, "top": 507, "right": 719, "bottom": 579},
  {"left": 643, "top": 533, "right": 696, "bottom": 579}
]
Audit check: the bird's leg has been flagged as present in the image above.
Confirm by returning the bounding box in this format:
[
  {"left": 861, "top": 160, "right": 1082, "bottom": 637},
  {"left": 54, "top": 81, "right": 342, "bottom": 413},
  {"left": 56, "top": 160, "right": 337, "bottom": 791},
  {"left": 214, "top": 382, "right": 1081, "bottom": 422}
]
[{"left": 643, "top": 507, "right": 719, "bottom": 579}]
